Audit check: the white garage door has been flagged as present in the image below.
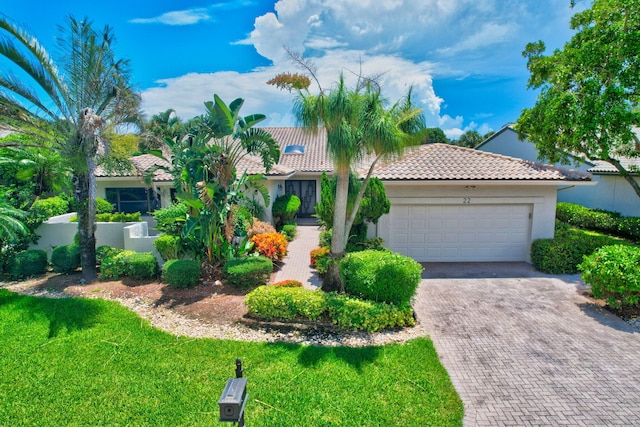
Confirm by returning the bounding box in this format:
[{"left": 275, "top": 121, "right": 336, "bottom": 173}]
[{"left": 385, "top": 204, "right": 532, "bottom": 262}]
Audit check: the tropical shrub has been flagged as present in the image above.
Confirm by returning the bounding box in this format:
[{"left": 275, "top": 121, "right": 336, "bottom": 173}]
[
  {"left": 245, "top": 286, "right": 326, "bottom": 320},
  {"left": 95, "top": 197, "right": 115, "bottom": 214},
  {"left": 326, "top": 294, "right": 415, "bottom": 332},
  {"left": 272, "top": 280, "right": 303, "bottom": 288},
  {"left": 319, "top": 230, "right": 332, "bottom": 248},
  {"left": 152, "top": 203, "right": 188, "bottom": 236},
  {"left": 162, "top": 259, "right": 201, "bottom": 288},
  {"left": 340, "top": 250, "right": 423, "bottom": 305},
  {"left": 232, "top": 205, "right": 253, "bottom": 237},
  {"left": 51, "top": 244, "right": 81, "bottom": 274},
  {"left": 246, "top": 219, "right": 276, "bottom": 237},
  {"left": 29, "top": 196, "right": 69, "bottom": 220},
  {"left": 154, "top": 234, "right": 181, "bottom": 261},
  {"left": 7, "top": 250, "right": 48, "bottom": 279},
  {"left": 223, "top": 256, "right": 273, "bottom": 289},
  {"left": 281, "top": 223, "right": 297, "bottom": 242},
  {"left": 272, "top": 194, "right": 301, "bottom": 228},
  {"left": 96, "top": 246, "right": 123, "bottom": 266},
  {"left": 531, "top": 226, "right": 632, "bottom": 274},
  {"left": 579, "top": 245, "right": 640, "bottom": 309},
  {"left": 101, "top": 250, "right": 158, "bottom": 280},
  {"left": 250, "top": 232, "right": 288, "bottom": 262},
  {"left": 310, "top": 247, "right": 330, "bottom": 267}
]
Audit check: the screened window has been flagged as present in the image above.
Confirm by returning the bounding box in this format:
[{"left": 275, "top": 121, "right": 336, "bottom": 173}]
[{"left": 105, "top": 188, "right": 160, "bottom": 214}]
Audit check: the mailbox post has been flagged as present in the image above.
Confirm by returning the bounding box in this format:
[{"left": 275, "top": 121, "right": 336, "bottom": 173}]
[{"left": 218, "top": 359, "right": 247, "bottom": 426}]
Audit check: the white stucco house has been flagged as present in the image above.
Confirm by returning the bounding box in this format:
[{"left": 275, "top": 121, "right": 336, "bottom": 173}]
[
  {"left": 95, "top": 127, "right": 592, "bottom": 263},
  {"left": 477, "top": 125, "right": 640, "bottom": 217}
]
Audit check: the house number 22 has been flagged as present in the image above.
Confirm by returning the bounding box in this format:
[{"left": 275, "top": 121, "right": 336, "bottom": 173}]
[{"left": 462, "top": 197, "right": 471, "bottom": 204}]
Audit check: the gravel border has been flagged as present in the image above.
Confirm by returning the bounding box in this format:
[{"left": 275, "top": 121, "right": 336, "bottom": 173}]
[{"left": 2, "top": 282, "right": 428, "bottom": 347}]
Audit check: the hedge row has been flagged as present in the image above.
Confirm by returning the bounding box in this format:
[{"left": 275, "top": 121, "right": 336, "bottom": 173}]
[
  {"left": 101, "top": 250, "right": 158, "bottom": 280},
  {"left": 245, "top": 286, "right": 415, "bottom": 332},
  {"left": 531, "top": 225, "right": 633, "bottom": 274},
  {"left": 556, "top": 202, "right": 640, "bottom": 242}
]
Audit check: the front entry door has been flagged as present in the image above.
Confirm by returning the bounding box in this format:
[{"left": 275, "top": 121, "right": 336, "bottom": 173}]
[{"left": 285, "top": 180, "right": 316, "bottom": 218}]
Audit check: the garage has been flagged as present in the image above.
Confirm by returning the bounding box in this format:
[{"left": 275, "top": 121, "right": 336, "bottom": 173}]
[{"left": 383, "top": 203, "right": 532, "bottom": 262}]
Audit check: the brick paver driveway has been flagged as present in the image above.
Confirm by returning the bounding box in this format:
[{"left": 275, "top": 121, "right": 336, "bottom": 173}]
[{"left": 414, "top": 263, "right": 640, "bottom": 426}]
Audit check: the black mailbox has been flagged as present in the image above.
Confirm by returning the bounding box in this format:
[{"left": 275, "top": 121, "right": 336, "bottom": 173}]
[{"left": 218, "top": 377, "right": 248, "bottom": 423}]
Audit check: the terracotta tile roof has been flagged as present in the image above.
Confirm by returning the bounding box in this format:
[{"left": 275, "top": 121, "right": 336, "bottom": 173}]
[
  {"left": 587, "top": 158, "right": 640, "bottom": 174},
  {"left": 265, "top": 127, "right": 333, "bottom": 172},
  {"left": 95, "top": 154, "right": 173, "bottom": 182},
  {"left": 367, "top": 143, "right": 591, "bottom": 181}
]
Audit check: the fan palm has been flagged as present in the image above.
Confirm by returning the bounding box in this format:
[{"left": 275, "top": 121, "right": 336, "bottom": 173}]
[{"left": 0, "top": 16, "right": 141, "bottom": 282}]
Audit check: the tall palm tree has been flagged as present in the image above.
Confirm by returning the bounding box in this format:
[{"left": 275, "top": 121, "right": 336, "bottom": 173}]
[
  {"left": 273, "top": 72, "right": 426, "bottom": 291},
  {"left": 0, "top": 16, "right": 141, "bottom": 282}
]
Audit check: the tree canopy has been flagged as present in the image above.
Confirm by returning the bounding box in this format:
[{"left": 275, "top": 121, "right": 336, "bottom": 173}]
[{"left": 515, "top": 0, "right": 640, "bottom": 197}]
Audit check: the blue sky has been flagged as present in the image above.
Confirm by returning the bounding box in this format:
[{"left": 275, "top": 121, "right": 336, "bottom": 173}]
[{"left": 0, "top": 0, "right": 585, "bottom": 139}]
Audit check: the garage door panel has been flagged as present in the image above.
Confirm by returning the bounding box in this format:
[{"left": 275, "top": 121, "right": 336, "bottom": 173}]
[{"left": 386, "top": 204, "right": 531, "bottom": 262}]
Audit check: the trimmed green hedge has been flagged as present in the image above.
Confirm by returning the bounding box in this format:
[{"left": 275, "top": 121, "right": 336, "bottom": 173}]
[
  {"left": 70, "top": 212, "right": 141, "bottom": 223},
  {"left": 531, "top": 226, "right": 633, "bottom": 274},
  {"left": 340, "top": 250, "right": 423, "bottom": 305},
  {"left": 8, "top": 250, "right": 48, "bottom": 279},
  {"left": 556, "top": 202, "right": 640, "bottom": 242},
  {"left": 101, "top": 250, "right": 158, "bottom": 280},
  {"left": 579, "top": 245, "right": 640, "bottom": 309},
  {"left": 244, "top": 286, "right": 416, "bottom": 332},
  {"left": 326, "top": 293, "right": 415, "bottom": 332},
  {"left": 281, "top": 223, "right": 297, "bottom": 242},
  {"left": 51, "top": 244, "right": 81, "bottom": 274},
  {"left": 222, "top": 256, "right": 273, "bottom": 289},
  {"left": 245, "top": 286, "right": 327, "bottom": 320},
  {"left": 162, "top": 259, "right": 200, "bottom": 288}
]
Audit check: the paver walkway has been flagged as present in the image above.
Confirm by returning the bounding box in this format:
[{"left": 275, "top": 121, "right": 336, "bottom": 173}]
[
  {"left": 416, "top": 263, "right": 640, "bottom": 426},
  {"left": 271, "top": 224, "right": 322, "bottom": 289},
  {"left": 275, "top": 232, "right": 640, "bottom": 426}
]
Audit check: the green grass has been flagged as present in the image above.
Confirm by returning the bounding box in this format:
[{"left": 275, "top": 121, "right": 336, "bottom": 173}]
[{"left": 0, "top": 289, "right": 463, "bottom": 426}]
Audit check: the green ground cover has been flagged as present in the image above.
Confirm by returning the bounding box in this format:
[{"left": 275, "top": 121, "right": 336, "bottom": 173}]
[{"left": 0, "top": 289, "right": 463, "bottom": 426}]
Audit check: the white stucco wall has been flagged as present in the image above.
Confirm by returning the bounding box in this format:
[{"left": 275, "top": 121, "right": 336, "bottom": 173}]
[
  {"left": 376, "top": 183, "right": 560, "bottom": 262},
  {"left": 558, "top": 175, "right": 640, "bottom": 217}
]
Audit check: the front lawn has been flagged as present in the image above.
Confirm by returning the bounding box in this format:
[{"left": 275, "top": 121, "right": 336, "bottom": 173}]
[{"left": 0, "top": 289, "right": 463, "bottom": 426}]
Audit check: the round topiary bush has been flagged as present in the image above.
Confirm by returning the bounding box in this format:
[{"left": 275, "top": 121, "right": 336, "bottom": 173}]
[
  {"left": 271, "top": 194, "right": 301, "bottom": 227},
  {"left": 95, "top": 197, "right": 115, "bottom": 214},
  {"left": 579, "top": 245, "right": 640, "bottom": 309},
  {"left": 223, "top": 256, "right": 273, "bottom": 289},
  {"left": 51, "top": 244, "right": 81, "bottom": 274},
  {"left": 340, "top": 250, "right": 423, "bottom": 305},
  {"left": 8, "top": 250, "right": 48, "bottom": 280},
  {"left": 163, "top": 259, "right": 201, "bottom": 288},
  {"left": 153, "top": 234, "right": 181, "bottom": 261},
  {"left": 126, "top": 252, "right": 159, "bottom": 279}
]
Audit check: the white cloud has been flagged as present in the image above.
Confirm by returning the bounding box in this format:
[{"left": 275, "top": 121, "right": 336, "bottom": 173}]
[
  {"left": 141, "top": 0, "right": 577, "bottom": 135},
  {"left": 130, "top": 9, "right": 211, "bottom": 26}
]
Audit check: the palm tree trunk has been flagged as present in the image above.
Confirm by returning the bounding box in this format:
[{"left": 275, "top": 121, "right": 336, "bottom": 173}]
[
  {"left": 74, "top": 169, "right": 98, "bottom": 283},
  {"left": 322, "top": 166, "right": 349, "bottom": 292}
]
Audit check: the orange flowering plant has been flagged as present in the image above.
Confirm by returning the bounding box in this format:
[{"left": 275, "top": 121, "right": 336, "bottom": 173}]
[
  {"left": 272, "top": 280, "right": 303, "bottom": 288},
  {"left": 250, "top": 232, "right": 289, "bottom": 261},
  {"left": 310, "top": 247, "right": 330, "bottom": 267}
]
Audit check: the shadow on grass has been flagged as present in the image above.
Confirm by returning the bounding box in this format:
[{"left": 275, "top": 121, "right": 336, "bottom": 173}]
[
  {"left": 0, "top": 289, "right": 104, "bottom": 338},
  {"left": 296, "top": 343, "right": 382, "bottom": 372}
]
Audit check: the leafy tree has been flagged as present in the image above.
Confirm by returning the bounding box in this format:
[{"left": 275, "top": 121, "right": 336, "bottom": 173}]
[
  {"left": 269, "top": 64, "right": 426, "bottom": 292},
  {"left": 315, "top": 172, "right": 390, "bottom": 231},
  {"left": 454, "top": 130, "right": 484, "bottom": 148},
  {"left": 516, "top": 0, "right": 640, "bottom": 198},
  {"left": 0, "top": 16, "right": 141, "bottom": 282},
  {"left": 161, "top": 94, "right": 278, "bottom": 266},
  {"left": 424, "top": 127, "right": 448, "bottom": 144}
]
